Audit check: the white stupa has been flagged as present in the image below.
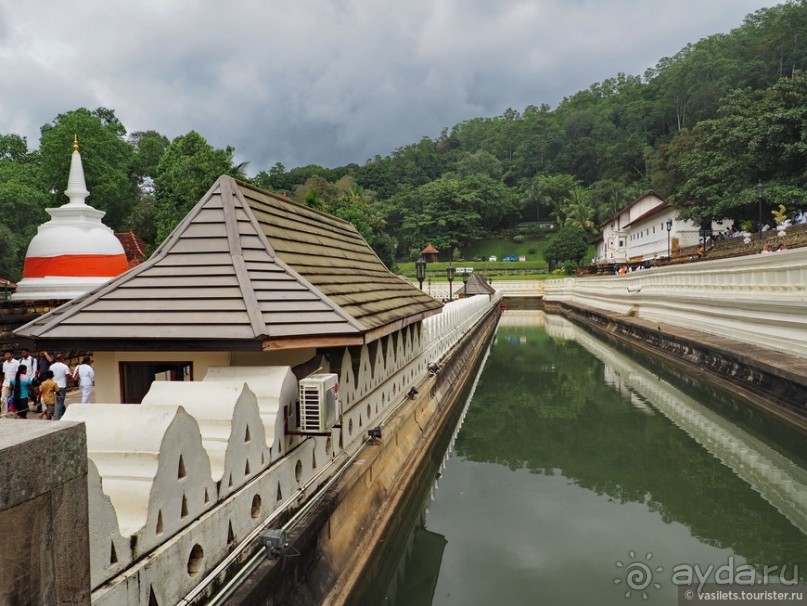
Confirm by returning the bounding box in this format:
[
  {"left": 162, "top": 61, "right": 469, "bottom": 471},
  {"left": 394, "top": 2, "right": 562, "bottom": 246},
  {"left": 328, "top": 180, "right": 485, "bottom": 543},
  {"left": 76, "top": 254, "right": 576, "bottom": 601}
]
[{"left": 12, "top": 137, "right": 128, "bottom": 300}]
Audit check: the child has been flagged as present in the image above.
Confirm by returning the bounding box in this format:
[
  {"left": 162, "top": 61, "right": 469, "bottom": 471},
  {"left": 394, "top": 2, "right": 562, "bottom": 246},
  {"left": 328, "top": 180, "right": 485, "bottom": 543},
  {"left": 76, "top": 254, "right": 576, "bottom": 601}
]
[{"left": 39, "top": 370, "right": 58, "bottom": 420}]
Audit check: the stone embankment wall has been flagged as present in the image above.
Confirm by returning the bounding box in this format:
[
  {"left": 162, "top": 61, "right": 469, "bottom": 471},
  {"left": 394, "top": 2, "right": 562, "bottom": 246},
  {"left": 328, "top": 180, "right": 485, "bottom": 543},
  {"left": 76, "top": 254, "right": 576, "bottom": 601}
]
[{"left": 544, "top": 248, "right": 807, "bottom": 427}]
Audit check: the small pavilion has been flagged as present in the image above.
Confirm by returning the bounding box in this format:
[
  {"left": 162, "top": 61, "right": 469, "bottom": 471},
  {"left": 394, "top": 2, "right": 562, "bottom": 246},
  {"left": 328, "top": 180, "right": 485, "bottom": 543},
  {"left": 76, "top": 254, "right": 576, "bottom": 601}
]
[
  {"left": 456, "top": 273, "right": 496, "bottom": 299},
  {"left": 420, "top": 244, "right": 440, "bottom": 263}
]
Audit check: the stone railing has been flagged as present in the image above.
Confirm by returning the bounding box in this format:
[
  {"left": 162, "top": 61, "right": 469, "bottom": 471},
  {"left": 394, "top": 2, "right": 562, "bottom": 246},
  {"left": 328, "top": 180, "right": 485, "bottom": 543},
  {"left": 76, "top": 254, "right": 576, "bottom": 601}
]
[
  {"left": 545, "top": 247, "right": 807, "bottom": 359},
  {"left": 61, "top": 293, "right": 501, "bottom": 606}
]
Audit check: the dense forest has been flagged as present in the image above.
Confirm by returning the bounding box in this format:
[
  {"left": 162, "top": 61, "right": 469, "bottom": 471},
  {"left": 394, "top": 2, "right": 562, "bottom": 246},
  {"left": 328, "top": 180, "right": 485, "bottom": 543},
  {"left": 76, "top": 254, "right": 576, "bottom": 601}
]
[{"left": 1, "top": 1, "right": 805, "bottom": 279}]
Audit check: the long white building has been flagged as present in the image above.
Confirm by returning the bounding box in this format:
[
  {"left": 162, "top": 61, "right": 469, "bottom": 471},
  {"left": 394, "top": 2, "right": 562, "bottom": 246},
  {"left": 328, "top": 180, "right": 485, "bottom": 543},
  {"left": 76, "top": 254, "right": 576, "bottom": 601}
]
[{"left": 593, "top": 191, "right": 722, "bottom": 266}]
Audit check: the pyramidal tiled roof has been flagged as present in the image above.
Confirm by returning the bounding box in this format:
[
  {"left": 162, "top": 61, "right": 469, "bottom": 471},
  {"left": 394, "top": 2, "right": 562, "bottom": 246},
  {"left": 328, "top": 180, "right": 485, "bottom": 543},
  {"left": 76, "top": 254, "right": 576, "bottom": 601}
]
[
  {"left": 456, "top": 273, "right": 495, "bottom": 297},
  {"left": 16, "top": 177, "right": 442, "bottom": 350}
]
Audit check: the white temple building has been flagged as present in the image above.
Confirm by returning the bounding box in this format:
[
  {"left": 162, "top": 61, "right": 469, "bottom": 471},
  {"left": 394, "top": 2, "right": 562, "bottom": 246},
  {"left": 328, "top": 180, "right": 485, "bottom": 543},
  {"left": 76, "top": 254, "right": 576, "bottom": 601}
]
[{"left": 12, "top": 137, "right": 128, "bottom": 300}]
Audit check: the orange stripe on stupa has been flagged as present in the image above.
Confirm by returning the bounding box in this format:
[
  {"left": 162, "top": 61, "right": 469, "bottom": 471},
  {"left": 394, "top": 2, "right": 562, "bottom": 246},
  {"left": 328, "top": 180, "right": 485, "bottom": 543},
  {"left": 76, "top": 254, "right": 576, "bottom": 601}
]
[{"left": 23, "top": 254, "right": 129, "bottom": 278}]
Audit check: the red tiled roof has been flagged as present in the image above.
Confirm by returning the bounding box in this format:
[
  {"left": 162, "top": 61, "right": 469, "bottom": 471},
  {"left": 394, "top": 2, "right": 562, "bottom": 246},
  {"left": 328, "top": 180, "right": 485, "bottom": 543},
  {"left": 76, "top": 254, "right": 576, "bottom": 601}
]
[
  {"left": 420, "top": 244, "right": 439, "bottom": 254},
  {"left": 115, "top": 231, "right": 148, "bottom": 268}
]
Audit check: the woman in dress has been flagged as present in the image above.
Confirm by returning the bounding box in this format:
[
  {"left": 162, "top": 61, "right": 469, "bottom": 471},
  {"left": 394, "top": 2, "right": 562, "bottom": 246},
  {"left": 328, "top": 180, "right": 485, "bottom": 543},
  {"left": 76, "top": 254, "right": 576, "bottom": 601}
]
[{"left": 10, "top": 364, "right": 33, "bottom": 419}]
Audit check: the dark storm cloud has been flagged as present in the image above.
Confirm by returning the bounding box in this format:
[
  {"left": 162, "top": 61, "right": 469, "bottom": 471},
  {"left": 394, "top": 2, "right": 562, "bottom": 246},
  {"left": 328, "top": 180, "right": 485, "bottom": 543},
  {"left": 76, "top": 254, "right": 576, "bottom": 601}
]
[{"left": 0, "top": 0, "right": 780, "bottom": 172}]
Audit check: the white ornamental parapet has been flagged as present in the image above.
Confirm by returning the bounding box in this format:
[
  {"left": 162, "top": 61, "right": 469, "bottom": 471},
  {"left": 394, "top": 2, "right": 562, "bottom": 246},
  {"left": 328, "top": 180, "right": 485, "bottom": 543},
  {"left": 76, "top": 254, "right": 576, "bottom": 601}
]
[
  {"left": 141, "top": 382, "right": 269, "bottom": 501},
  {"left": 204, "top": 366, "right": 298, "bottom": 462},
  {"left": 544, "top": 248, "right": 807, "bottom": 358},
  {"left": 63, "top": 404, "right": 217, "bottom": 560}
]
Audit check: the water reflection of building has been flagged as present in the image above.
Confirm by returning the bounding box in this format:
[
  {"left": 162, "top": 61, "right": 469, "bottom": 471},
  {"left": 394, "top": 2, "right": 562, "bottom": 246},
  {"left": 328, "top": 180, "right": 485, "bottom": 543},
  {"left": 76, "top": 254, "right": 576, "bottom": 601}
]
[{"left": 542, "top": 312, "right": 807, "bottom": 535}]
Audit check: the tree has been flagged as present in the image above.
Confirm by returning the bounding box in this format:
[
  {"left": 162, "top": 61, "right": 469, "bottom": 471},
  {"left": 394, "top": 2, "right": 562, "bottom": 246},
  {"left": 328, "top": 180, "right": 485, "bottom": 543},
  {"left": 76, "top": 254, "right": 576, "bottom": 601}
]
[
  {"left": 562, "top": 187, "right": 597, "bottom": 232},
  {"left": 153, "top": 131, "right": 240, "bottom": 242},
  {"left": 129, "top": 130, "right": 170, "bottom": 185},
  {"left": 0, "top": 224, "right": 20, "bottom": 281},
  {"left": 524, "top": 174, "right": 579, "bottom": 224},
  {"left": 678, "top": 74, "right": 807, "bottom": 222},
  {"left": 543, "top": 224, "right": 590, "bottom": 267},
  {"left": 39, "top": 107, "right": 138, "bottom": 230},
  {"left": 0, "top": 134, "right": 49, "bottom": 279}
]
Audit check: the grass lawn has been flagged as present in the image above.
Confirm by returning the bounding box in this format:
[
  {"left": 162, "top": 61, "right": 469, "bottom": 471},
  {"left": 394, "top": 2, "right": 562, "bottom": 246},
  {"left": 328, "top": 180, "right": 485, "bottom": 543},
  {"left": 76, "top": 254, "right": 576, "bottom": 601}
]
[
  {"left": 395, "top": 232, "right": 596, "bottom": 279},
  {"left": 462, "top": 236, "right": 551, "bottom": 262}
]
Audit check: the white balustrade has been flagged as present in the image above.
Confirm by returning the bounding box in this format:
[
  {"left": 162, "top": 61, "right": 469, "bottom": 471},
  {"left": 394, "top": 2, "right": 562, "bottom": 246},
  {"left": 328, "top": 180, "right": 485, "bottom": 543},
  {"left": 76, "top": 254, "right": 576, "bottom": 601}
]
[{"left": 545, "top": 248, "right": 807, "bottom": 358}]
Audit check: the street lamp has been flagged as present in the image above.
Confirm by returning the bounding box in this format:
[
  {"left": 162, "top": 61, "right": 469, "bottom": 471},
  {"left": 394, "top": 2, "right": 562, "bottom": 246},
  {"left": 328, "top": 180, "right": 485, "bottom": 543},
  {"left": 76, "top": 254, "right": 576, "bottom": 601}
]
[
  {"left": 415, "top": 255, "right": 426, "bottom": 290},
  {"left": 446, "top": 262, "right": 455, "bottom": 300},
  {"left": 50, "top": 187, "right": 57, "bottom": 205},
  {"left": 756, "top": 181, "right": 764, "bottom": 239},
  {"left": 666, "top": 218, "right": 673, "bottom": 258}
]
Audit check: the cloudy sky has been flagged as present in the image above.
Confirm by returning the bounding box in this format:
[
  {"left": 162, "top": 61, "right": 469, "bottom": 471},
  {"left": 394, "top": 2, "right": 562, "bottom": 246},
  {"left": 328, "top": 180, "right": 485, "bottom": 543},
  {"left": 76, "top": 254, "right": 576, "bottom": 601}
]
[{"left": 0, "top": 0, "right": 780, "bottom": 172}]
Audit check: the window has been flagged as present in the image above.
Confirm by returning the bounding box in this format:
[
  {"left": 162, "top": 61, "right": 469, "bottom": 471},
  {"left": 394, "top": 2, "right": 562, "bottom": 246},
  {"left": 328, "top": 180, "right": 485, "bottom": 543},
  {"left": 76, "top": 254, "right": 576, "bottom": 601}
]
[{"left": 120, "top": 362, "right": 193, "bottom": 403}]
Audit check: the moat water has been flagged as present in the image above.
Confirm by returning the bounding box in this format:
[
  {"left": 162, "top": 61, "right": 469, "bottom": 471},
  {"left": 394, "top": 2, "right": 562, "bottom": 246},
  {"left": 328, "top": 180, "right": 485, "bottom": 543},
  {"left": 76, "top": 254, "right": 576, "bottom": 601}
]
[{"left": 356, "top": 311, "right": 807, "bottom": 605}]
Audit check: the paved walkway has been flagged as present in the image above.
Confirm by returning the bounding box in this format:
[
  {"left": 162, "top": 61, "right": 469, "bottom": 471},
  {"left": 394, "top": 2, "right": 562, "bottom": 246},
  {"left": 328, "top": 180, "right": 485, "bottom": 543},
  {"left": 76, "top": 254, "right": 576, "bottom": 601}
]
[{"left": 3, "top": 388, "right": 93, "bottom": 421}]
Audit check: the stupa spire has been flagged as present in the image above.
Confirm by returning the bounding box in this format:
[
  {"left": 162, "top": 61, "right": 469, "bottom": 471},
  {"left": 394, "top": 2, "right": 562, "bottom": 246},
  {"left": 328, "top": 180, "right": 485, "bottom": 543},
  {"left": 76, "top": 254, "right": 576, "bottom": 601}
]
[{"left": 65, "top": 134, "right": 90, "bottom": 206}]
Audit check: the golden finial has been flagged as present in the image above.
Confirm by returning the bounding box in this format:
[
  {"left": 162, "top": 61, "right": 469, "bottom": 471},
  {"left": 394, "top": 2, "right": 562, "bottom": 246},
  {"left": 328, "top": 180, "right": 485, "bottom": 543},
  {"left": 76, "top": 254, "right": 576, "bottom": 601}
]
[{"left": 73, "top": 134, "right": 79, "bottom": 153}]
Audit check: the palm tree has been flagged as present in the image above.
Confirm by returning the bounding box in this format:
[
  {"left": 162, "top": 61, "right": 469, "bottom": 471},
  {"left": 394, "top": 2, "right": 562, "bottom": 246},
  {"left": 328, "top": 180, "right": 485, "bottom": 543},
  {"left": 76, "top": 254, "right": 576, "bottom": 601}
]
[{"left": 563, "top": 188, "right": 597, "bottom": 232}]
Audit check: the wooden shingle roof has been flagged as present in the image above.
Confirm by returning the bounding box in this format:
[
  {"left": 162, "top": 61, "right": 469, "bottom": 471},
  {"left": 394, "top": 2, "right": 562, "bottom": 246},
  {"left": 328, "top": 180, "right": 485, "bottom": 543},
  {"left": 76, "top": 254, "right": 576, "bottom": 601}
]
[{"left": 16, "top": 177, "right": 442, "bottom": 351}]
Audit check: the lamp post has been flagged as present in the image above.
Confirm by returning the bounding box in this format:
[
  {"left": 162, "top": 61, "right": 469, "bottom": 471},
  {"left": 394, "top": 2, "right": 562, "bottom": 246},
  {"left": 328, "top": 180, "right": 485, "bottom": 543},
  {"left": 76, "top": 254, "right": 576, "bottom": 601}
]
[
  {"left": 415, "top": 255, "right": 426, "bottom": 291},
  {"left": 666, "top": 218, "right": 673, "bottom": 258},
  {"left": 50, "top": 187, "right": 57, "bottom": 205},
  {"left": 446, "top": 262, "right": 455, "bottom": 300},
  {"left": 756, "top": 181, "right": 764, "bottom": 239}
]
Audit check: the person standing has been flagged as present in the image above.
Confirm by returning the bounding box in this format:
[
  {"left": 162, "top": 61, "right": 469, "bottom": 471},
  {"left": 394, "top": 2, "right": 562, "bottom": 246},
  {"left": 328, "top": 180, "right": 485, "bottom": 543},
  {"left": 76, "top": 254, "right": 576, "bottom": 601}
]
[
  {"left": 39, "top": 370, "right": 58, "bottom": 420},
  {"left": 19, "top": 348, "right": 39, "bottom": 412},
  {"left": 19, "top": 349, "right": 37, "bottom": 381},
  {"left": 37, "top": 350, "right": 53, "bottom": 380},
  {"left": 50, "top": 354, "right": 70, "bottom": 419},
  {"left": 1, "top": 349, "right": 19, "bottom": 416},
  {"left": 73, "top": 356, "right": 95, "bottom": 404},
  {"left": 10, "top": 365, "right": 33, "bottom": 419}
]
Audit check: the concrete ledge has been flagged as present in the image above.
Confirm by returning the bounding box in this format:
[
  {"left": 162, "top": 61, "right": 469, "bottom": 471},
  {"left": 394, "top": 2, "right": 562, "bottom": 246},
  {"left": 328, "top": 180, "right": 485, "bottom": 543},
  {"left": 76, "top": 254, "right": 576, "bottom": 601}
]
[
  {"left": 0, "top": 420, "right": 90, "bottom": 606},
  {"left": 0, "top": 420, "right": 87, "bottom": 510}
]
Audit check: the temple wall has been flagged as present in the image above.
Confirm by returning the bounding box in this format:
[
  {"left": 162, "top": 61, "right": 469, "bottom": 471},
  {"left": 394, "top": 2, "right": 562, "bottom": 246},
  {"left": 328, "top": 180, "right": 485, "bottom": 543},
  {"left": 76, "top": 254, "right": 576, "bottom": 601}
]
[{"left": 58, "top": 294, "right": 499, "bottom": 606}]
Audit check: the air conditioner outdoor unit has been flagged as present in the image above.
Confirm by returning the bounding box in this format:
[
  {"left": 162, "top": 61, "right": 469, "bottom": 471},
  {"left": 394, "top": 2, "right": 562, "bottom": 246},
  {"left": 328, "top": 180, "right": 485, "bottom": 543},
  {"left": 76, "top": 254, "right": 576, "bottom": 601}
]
[{"left": 298, "top": 373, "right": 340, "bottom": 434}]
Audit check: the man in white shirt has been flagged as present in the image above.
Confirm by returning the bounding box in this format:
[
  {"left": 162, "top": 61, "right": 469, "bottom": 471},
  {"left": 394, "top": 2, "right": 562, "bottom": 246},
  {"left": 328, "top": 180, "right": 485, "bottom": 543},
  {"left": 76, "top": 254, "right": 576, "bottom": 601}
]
[
  {"left": 50, "top": 353, "right": 70, "bottom": 419},
  {"left": 2, "top": 349, "right": 19, "bottom": 416},
  {"left": 19, "top": 348, "right": 37, "bottom": 381},
  {"left": 73, "top": 356, "right": 95, "bottom": 404}
]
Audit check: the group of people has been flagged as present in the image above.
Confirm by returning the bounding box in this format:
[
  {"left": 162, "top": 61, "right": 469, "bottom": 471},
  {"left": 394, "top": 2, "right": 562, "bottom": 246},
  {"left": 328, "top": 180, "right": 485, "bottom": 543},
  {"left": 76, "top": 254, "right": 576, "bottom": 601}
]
[
  {"left": 615, "top": 265, "right": 650, "bottom": 275},
  {"left": 761, "top": 243, "right": 789, "bottom": 254},
  {"left": 1, "top": 349, "right": 95, "bottom": 420}
]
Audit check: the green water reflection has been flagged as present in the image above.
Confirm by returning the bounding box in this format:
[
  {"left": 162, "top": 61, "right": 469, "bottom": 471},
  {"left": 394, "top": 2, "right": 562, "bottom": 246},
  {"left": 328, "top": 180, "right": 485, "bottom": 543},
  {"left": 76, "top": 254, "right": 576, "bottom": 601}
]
[{"left": 366, "top": 312, "right": 807, "bottom": 606}]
